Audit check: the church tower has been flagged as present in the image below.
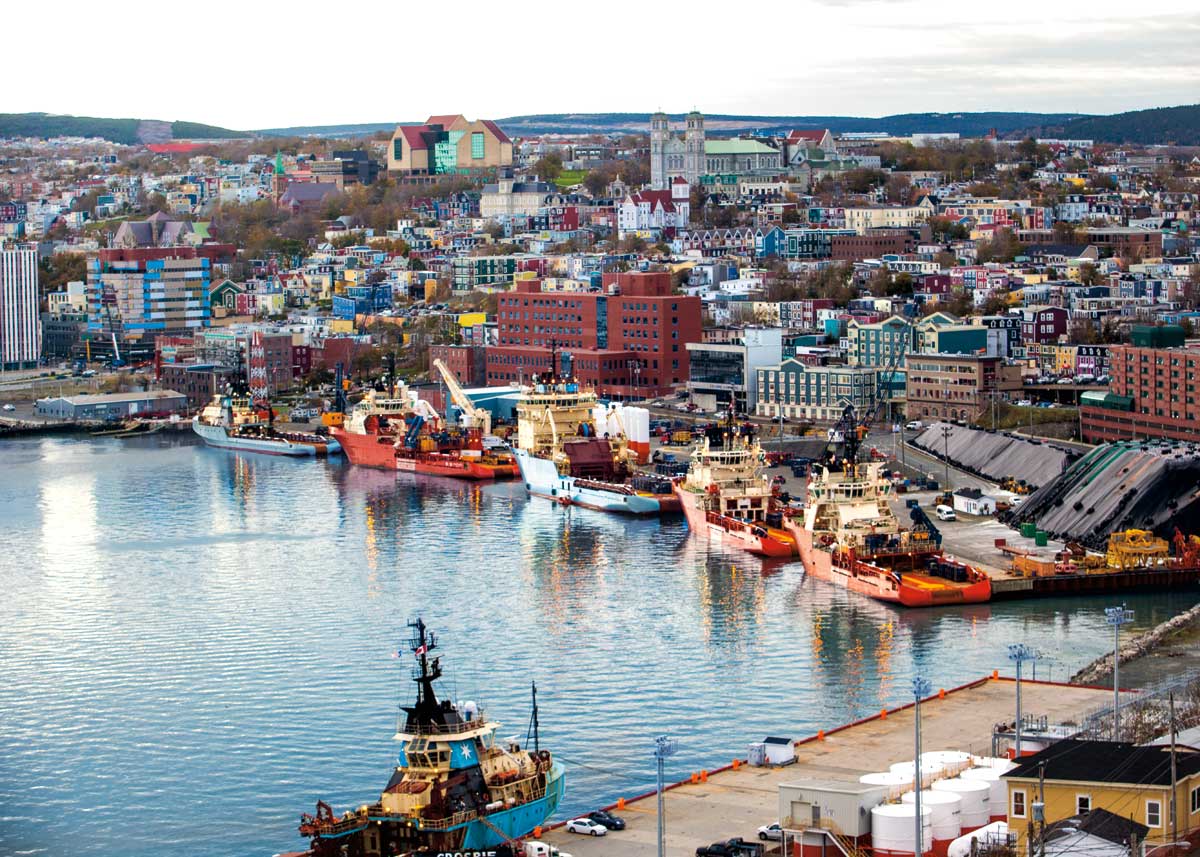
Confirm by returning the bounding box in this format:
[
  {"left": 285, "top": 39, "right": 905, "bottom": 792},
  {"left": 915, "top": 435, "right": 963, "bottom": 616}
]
[
  {"left": 650, "top": 111, "right": 669, "bottom": 189},
  {"left": 684, "top": 110, "right": 704, "bottom": 185}
]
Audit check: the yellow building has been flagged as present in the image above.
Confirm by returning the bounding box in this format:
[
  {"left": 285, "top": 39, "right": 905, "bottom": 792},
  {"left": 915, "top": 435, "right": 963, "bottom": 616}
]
[
  {"left": 1005, "top": 739, "right": 1200, "bottom": 850},
  {"left": 388, "top": 114, "right": 513, "bottom": 176}
]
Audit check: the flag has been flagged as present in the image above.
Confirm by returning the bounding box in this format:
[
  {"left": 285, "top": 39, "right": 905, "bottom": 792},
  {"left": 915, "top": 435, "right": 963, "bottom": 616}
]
[{"left": 414, "top": 645, "right": 427, "bottom": 656}]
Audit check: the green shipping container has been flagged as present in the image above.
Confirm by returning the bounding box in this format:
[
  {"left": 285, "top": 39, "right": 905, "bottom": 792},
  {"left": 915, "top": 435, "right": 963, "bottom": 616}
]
[
  {"left": 1035, "top": 530, "right": 1049, "bottom": 547},
  {"left": 1021, "top": 522, "right": 1037, "bottom": 538}
]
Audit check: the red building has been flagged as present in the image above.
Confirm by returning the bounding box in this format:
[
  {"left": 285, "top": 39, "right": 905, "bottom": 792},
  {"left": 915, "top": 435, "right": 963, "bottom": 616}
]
[
  {"left": 484, "top": 271, "right": 702, "bottom": 398},
  {"left": 430, "top": 344, "right": 485, "bottom": 385},
  {"left": 1020, "top": 305, "right": 1069, "bottom": 345}
]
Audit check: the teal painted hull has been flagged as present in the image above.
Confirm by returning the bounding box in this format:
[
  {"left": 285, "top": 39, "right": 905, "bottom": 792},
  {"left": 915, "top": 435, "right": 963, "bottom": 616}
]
[{"left": 459, "top": 761, "right": 566, "bottom": 848}]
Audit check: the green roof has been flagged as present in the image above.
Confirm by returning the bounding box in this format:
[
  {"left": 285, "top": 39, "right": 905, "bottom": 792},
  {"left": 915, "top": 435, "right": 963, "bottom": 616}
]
[{"left": 704, "top": 139, "right": 779, "bottom": 155}]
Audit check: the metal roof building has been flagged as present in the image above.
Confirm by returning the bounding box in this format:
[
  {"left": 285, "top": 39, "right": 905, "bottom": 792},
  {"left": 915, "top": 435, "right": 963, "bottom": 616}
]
[{"left": 35, "top": 390, "right": 188, "bottom": 421}]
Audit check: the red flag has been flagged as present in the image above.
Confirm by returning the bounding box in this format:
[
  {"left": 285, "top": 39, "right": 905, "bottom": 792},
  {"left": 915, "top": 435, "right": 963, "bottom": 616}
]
[{"left": 414, "top": 645, "right": 427, "bottom": 656}]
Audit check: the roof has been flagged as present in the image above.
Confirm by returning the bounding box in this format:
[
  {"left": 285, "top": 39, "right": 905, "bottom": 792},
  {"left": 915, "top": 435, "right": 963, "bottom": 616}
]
[
  {"left": 1044, "top": 808, "right": 1148, "bottom": 848},
  {"left": 280, "top": 183, "right": 339, "bottom": 204},
  {"left": 763, "top": 736, "right": 794, "bottom": 745},
  {"left": 480, "top": 119, "right": 511, "bottom": 144},
  {"left": 705, "top": 139, "right": 779, "bottom": 155},
  {"left": 1004, "top": 738, "right": 1200, "bottom": 786},
  {"left": 787, "top": 130, "right": 830, "bottom": 143},
  {"left": 425, "top": 114, "right": 465, "bottom": 130},
  {"left": 398, "top": 125, "right": 431, "bottom": 151},
  {"left": 52, "top": 391, "right": 187, "bottom": 406}
]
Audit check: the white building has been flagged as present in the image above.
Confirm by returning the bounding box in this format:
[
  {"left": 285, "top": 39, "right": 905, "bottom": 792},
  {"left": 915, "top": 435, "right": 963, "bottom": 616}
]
[
  {"left": 1, "top": 247, "right": 40, "bottom": 369},
  {"left": 616, "top": 182, "right": 690, "bottom": 237}
]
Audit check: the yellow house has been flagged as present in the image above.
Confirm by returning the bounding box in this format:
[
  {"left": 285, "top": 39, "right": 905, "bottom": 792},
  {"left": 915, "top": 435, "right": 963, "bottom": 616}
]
[
  {"left": 1055, "top": 344, "right": 1078, "bottom": 376},
  {"left": 1004, "top": 739, "right": 1200, "bottom": 850}
]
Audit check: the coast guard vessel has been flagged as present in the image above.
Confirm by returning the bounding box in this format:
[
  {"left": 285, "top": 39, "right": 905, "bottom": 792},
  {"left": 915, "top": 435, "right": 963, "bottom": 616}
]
[
  {"left": 299, "top": 619, "right": 565, "bottom": 857},
  {"left": 192, "top": 393, "right": 341, "bottom": 456}
]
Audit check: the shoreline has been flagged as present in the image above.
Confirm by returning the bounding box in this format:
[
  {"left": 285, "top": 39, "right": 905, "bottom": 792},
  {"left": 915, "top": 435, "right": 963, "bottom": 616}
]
[{"left": 1071, "top": 600, "right": 1200, "bottom": 686}]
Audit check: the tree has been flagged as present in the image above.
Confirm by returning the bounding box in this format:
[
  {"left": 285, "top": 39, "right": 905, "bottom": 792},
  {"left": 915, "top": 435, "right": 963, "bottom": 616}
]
[
  {"left": 867, "top": 265, "right": 894, "bottom": 297},
  {"left": 888, "top": 272, "right": 914, "bottom": 297},
  {"left": 934, "top": 250, "right": 958, "bottom": 269},
  {"left": 975, "top": 228, "right": 1023, "bottom": 264},
  {"left": 37, "top": 253, "right": 87, "bottom": 299},
  {"left": 1078, "top": 262, "right": 1103, "bottom": 286},
  {"left": 583, "top": 168, "right": 610, "bottom": 197},
  {"left": 533, "top": 153, "right": 563, "bottom": 183}
]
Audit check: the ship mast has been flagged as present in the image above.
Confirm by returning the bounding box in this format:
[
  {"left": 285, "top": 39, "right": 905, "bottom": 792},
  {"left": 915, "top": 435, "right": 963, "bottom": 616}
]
[
  {"left": 403, "top": 618, "right": 444, "bottom": 727},
  {"left": 526, "top": 681, "right": 540, "bottom": 754}
]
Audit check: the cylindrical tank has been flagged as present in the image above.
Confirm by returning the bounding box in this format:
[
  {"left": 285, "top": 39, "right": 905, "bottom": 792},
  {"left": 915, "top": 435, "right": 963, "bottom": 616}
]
[
  {"left": 946, "top": 821, "right": 1009, "bottom": 857},
  {"left": 931, "top": 778, "right": 991, "bottom": 832},
  {"left": 922, "top": 751, "right": 972, "bottom": 777},
  {"left": 902, "top": 791, "right": 962, "bottom": 857},
  {"left": 861, "top": 771, "right": 917, "bottom": 787},
  {"left": 962, "top": 763, "right": 1016, "bottom": 821},
  {"left": 969, "top": 756, "right": 1015, "bottom": 770},
  {"left": 872, "top": 803, "right": 933, "bottom": 857},
  {"left": 891, "top": 759, "right": 944, "bottom": 788}
]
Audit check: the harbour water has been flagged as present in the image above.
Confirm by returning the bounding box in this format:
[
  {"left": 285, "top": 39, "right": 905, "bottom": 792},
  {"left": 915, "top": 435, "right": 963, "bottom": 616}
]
[{"left": 2, "top": 434, "right": 1196, "bottom": 857}]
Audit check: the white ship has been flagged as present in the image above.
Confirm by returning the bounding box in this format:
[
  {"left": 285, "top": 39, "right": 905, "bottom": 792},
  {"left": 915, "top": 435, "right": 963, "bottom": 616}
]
[{"left": 192, "top": 394, "right": 341, "bottom": 457}]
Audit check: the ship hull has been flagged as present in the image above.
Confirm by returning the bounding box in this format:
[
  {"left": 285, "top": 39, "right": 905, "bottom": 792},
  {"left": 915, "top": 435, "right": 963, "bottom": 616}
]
[
  {"left": 788, "top": 521, "right": 991, "bottom": 607},
  {"left": 192, "top": 419, "right": 340, "bottom": 456},
  {"left": 334, "top": 429, "right": 514, "bottom": 479},
  {"left": 515, "top": 449, "right": 663, "bottom": 514},
  {"left": 675, "top": 484, "right": 796, "bottom": 557}
]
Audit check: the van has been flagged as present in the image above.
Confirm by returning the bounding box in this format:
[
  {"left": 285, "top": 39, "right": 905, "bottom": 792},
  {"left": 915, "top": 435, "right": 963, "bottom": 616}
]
[
  {"left": 935, "top": 505, "right": 957, "bottom": 521},
  {"left": 905, "top": 420, "right": 923, "bottom": 431}
]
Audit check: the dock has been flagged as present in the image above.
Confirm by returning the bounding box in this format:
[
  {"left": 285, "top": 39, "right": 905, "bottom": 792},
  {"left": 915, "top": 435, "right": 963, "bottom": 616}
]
[{"left": 539, "top": 677, "right": 1117, "bottom": 857}]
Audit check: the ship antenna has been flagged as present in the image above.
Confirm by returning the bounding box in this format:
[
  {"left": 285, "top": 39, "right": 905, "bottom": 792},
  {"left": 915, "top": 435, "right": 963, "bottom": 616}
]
[
  {"left": 548, "top": 338, "right": 560, "bottom": 382},
  {"left": 526, "top": 681, "right": 540, "bottom": 754}
]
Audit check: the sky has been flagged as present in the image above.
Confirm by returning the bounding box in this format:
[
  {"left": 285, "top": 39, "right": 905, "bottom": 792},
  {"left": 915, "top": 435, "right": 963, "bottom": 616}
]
[{"left": 7, "top": 0, "right": 1199, "bottom": 130}]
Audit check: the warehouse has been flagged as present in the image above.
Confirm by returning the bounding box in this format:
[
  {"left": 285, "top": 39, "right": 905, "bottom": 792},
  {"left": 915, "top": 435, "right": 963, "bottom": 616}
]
[{"left": 35, "top": 390, "right": 188, "bottom": 421}]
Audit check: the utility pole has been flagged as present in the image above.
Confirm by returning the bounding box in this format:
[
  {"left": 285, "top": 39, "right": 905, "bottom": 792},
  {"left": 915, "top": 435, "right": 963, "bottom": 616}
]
[
  {"left": 1170, "top": 691, "right": 1178, "bottom": 850},
  {"left": 1008, "top": 644, "right": 1038, "bottom": 758},
  {"left": 1105, "top": 604, "right": 1134, "bottom": 740},
  {"left": 653, "top": 735, "right": 678, "bottom": 857},
  {"left": 941, "top": 424, "right": 951, "bottom": 490},
  {"left": 912, "top": 676, "right": 932, "bottom": 857},
  {"left": 1036, "top": 762, "right": 1046, "bottom": 857}
]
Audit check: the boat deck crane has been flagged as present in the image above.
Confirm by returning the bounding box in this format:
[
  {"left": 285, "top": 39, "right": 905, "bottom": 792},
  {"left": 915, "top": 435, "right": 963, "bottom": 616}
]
[{"left": 433, "top": 358, "right": 490, "bottom": 436}]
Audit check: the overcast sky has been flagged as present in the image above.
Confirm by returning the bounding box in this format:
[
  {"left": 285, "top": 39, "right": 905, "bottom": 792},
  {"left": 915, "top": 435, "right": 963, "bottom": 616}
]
[{"left": 8, "top": 0, "right": 1198, "bottom": 130}]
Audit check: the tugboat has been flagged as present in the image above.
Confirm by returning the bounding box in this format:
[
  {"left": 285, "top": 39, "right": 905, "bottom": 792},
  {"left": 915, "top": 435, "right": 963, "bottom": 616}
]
[
  {"left": 513, "top": 355, "right": 678, "bottom": 514},
  {"left": 298, "top": 619, "right": 565, "bottom": 857},
  {"left": 192, "top": 393, "right": 340, "bottom": 456},
  {"left": 785, "top": 405, "right": 991, "bottom": 606},
  {"left": 673, "top": 414, "right": 796, "bottom": 557}
]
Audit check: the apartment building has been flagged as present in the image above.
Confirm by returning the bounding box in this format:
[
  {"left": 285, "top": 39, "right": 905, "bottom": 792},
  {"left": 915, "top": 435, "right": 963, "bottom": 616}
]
[
  {"left": 87, "top": 247, "right": 214, "bottom": 350},
  {"left": 0, "top": 247, "right": 40, "bottom": 369},
  {"left": 755, "top": 360, "right": 878, "bottom": 421},
  {"left": 906, "top": 353, "right": 1023, "bottom": 421}
]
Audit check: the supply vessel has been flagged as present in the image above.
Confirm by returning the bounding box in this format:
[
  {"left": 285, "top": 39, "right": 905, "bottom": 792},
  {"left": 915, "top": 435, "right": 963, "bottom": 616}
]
[
  {"left": 513, "top": 372, "right": 678, "bottom": 514},
  {"left": 192, "top": 393, "right": 341, "bottom": 456},
  {"left": 298, "top": 619, "right": 565, "bottom": 857}
]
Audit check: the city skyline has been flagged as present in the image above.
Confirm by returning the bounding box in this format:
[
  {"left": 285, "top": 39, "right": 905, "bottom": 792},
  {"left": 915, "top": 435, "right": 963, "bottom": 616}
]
[{"left": 8, "top": 0, "right": 1198, "bottom": 131}]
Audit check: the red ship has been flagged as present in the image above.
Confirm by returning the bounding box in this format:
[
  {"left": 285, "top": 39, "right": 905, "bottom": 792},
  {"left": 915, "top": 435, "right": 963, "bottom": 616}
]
[{"left": 332, "top": 390, "right": 518, "bottom": 480}]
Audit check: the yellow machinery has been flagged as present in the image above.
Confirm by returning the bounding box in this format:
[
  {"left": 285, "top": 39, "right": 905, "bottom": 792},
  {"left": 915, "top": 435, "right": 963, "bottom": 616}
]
[{"left": 1106, "top": 529, "right": 1170, "bottom": 570}]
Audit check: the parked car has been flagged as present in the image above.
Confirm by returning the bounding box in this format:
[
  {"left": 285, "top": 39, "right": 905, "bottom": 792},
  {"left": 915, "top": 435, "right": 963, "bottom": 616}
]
[
  {"left": 935, "top": 504, "right": 957, "bottom": 521},
  {"left": 757, "top": 822, "right": 783, "bottom": 841},
  {"left": 587, "top": 810, "right": 626, "bottom": 830},
  {"left": 1, "top": 404, "right": 14, "bottom": 412},
  {"left": 905, "top": 420, "right": 923, "bottom": 431},
  {"left": 1057, "top": 377, "right": 1074, "bottom": 385},
  {"left": 1016, "top": 399, "right": 1033, "bottom": 407},
  {"left": 565, "top": 818, "right": 607, "bottom": 836}
]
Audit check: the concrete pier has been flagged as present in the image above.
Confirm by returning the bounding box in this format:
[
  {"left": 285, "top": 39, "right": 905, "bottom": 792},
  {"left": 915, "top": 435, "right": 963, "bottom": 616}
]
[{"left": 539, "top": 677, "right": 1118, "bottom": 857}]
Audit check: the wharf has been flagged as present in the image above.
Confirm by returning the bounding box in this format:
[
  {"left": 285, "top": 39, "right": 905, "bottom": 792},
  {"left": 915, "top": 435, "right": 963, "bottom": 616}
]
[{"left": 539, "top": 677, "right": 1116, "bottom": 857}]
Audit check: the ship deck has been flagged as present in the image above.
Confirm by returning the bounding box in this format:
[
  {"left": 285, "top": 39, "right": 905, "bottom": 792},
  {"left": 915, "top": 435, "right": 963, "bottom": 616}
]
[{"left": 538, "top": 677, "right": 1119, "bottom": 856}]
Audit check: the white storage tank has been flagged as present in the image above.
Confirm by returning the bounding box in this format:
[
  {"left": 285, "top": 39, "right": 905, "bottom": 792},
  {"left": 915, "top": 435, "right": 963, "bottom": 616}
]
[
  {"left": 890, "top": 759, "right": 944, "bottom": 788},
  {"left": 922, "top": 751, "right": 972, "bottom": 777},
  {"left": 931, "top": 778, "right": 991, "bottom": 832},
  {"left": 961, "top": 763, "right": 1015, "bottom": 822},
  {"left": 946, "top": 821, "right": 1009, "bottom": 857},
  {"left": 902, "top": 791, "right": 962, "bottom": 857},
  {"left": 872, "top": 802, "right": 933, "bottom": 857},
  {"left": 861, "top": 771, "right": 917, "bottom": 786}
]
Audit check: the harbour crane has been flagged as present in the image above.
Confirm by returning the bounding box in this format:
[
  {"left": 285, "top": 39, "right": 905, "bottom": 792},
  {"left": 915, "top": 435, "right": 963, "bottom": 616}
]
[{"left": 432, "top": 358, "right": 491, "bottom": 436}]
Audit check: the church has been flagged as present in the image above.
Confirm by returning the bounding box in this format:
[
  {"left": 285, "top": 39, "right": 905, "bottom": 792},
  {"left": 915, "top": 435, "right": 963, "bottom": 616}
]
[{"left": 649, "top": 110, "right": 705, "bottom": 189}]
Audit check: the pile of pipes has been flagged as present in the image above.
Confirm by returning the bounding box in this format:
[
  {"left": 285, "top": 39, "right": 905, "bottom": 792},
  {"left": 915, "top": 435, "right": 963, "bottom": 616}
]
[{"left": 911, "top": 423, "right": 1075, "bottom": 489}]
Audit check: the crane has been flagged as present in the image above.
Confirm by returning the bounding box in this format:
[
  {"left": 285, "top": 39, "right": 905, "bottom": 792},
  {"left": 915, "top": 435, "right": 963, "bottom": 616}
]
[{"left": 433, "top": 358, "right": 490, "bottom": 436}]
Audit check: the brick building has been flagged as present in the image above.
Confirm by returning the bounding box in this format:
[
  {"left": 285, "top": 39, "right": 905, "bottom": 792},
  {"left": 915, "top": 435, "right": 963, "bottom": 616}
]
[
  {"left": 905, "top": 353, "right": 1023, "bottom": 421},
  {"left": 485, "top": 271, "right": 701, "bottom": 398},
  {"left": 1081, "top": 325, "right": 1200, "bottom": 442},
  {"left": 430, "top": 344, "right": 486, "bottom": 386},
  {"left": 829, "top": 230, "right": 916, "bottom": 262}
]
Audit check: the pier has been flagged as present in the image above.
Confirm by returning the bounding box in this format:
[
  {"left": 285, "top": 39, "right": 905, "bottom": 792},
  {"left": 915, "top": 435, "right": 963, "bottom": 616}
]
[{"left": 539, "top": 677, "right": 1119, "bottom": 856}]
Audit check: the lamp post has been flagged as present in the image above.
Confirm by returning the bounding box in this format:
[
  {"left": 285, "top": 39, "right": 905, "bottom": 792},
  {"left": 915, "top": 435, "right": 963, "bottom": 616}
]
[
  {"left": 940, "top": 424, "right": 951, "bottom": 490},
  {"left": 653, "top": 736, "right": 678, "bottom": 857},
  {"left": 1007, "top": 644, "right": 1038, "bottom": 758},
  {"left": 1105, "top": 604, "right": 1134, "bottom": 740},
  {"left": 912, "top": 676, "right": 932, "bottom": 857}
]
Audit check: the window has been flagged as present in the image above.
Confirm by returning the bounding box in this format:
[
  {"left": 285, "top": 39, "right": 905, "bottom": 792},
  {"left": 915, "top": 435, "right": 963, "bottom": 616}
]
[
  {"left": 1146, "top": 800, "right": 1161, "bottom": 828},
  {"left": 393, "top": 138, "right": 403, "bottom": 161},
  {"left": 1012, "top": 790, "right": 1026, "bottom": 818},
  {"left": 1076, "top": 795, "right": 1091, "bottom": 814},
  {"left": 1191, "top": 785, "right": 1200, "bottom": 814},
  {"left": 471, "top": 132, "right": 485, "bottom": 159}
]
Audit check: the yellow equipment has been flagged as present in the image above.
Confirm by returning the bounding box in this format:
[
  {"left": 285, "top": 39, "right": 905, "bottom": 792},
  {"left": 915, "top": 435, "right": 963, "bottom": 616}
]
[
  {"left": 432, "top": 358, "right": 490, "bottom": 436},
  {"left": 1106, "top": 529, "right": 1170, "bottom": 570}
]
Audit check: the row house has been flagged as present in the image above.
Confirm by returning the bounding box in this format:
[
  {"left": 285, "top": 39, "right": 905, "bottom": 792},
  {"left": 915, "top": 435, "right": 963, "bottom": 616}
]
[
  {"left": 1020, "top": 305, "right": 1070, "bottom": 344},
  {"left": 778, "top": 299, "right": 834, "bottom": 330},
  {"left": 675, "top": 227, "right": 758, "bottom": 257},
  {"left": 755, "top": 360, "right": 878, "bottom": 421}
]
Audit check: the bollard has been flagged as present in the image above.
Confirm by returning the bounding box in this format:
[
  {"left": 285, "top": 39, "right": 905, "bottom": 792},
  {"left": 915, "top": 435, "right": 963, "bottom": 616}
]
[
  {"left": 938, "top": 688, "right": 946, "bottom": 699},
  {"left": 992, "top": 669, "right": 999, "bottom": 679},
  {"left": 732, "top": 759, "right": 740, "bottom": 770},
  {"left": 817, "top": 730, "right": 825, "bottom": 740},
  {"left": 701, "top": 770, "right": 708, "bottom": 782},
  {"left": 617, "top": 798, "right": 625, "bottom": 810},
  {"left": 880, "top": 709, "right": 888, "bottom": 720},
  {"left": 690, "top": 772, "right": 699, "bottom": 784},
  {"left": 533, "top": 826, "right": 543, "bottom": 838}
]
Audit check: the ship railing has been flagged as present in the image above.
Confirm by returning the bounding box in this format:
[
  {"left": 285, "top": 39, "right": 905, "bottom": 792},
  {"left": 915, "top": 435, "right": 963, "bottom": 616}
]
[
  {"left": 395, "top": 716, "right": 486, "bottom": 737},
  {"left": 418, "top": 809, "right": 478, "bottom": 831}
]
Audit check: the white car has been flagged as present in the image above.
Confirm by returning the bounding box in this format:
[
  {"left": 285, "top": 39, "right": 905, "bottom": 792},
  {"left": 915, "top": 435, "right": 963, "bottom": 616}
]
[
  {"left": 1016, "top": 400, "right": 1033, "bottom": 407},
  {"left": 758, "top": 822, "right": 783, "bottom": 841},
  {"left": 1, "top": 404, "right": 14, "bottom": 412},
  {"left": 565, "top": 818, "right": 607, "bottom": 836}
]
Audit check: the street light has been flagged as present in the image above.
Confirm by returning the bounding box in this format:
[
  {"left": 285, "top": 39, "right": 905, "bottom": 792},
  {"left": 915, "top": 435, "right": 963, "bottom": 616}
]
[
  {"left": 911, "top": 676, "right": 932, "bottom": 857},
  {"left": 1105, "top": 604, "right": 1134, "bottom": 740},
  {"left": 1007, "top": 644, "right": 1039, "bottom": 758},
  {"left": 940, "top": 424, "right": 951, "bottom": 490},
  {"left": 653, "top": 735, "right": 679, "bottom": 857}
]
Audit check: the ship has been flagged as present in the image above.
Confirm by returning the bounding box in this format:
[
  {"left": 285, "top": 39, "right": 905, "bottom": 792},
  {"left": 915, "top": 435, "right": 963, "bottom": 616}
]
[
  {"left": 785, "top": 460, "right": 992, "bottom": 606},
  {"left": 192, "top": 394, "right": 341, "bottom": 456},
  {"left": 298, "top": 619, "right": 565, "bottom": 857},
  {"left": 673, "top": 433, "right": 797, "bottom": 557},
  {"left": 513, "top": 373, "right": 678, "bottom": 515},
  {"left": 332, "top": 388, "right": 518, "bottom": 480}
]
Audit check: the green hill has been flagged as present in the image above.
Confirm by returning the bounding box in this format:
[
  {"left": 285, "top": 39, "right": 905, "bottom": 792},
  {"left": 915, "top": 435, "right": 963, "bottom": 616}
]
[
  {"left": 0, "top": 113, "right": 244, "bottom": 145},
  {"left": 1034, "top": 104, "right": 1200, "bottom": 145}
]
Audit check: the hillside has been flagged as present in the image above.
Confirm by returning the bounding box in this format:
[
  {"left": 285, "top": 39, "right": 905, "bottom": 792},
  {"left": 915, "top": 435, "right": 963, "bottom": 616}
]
[
  {"left": 1031, "top": 103, "right": 1200, "bottom": 145},
  {"left": 0, "top": 113, "right": 244, "bottom": 145}
]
